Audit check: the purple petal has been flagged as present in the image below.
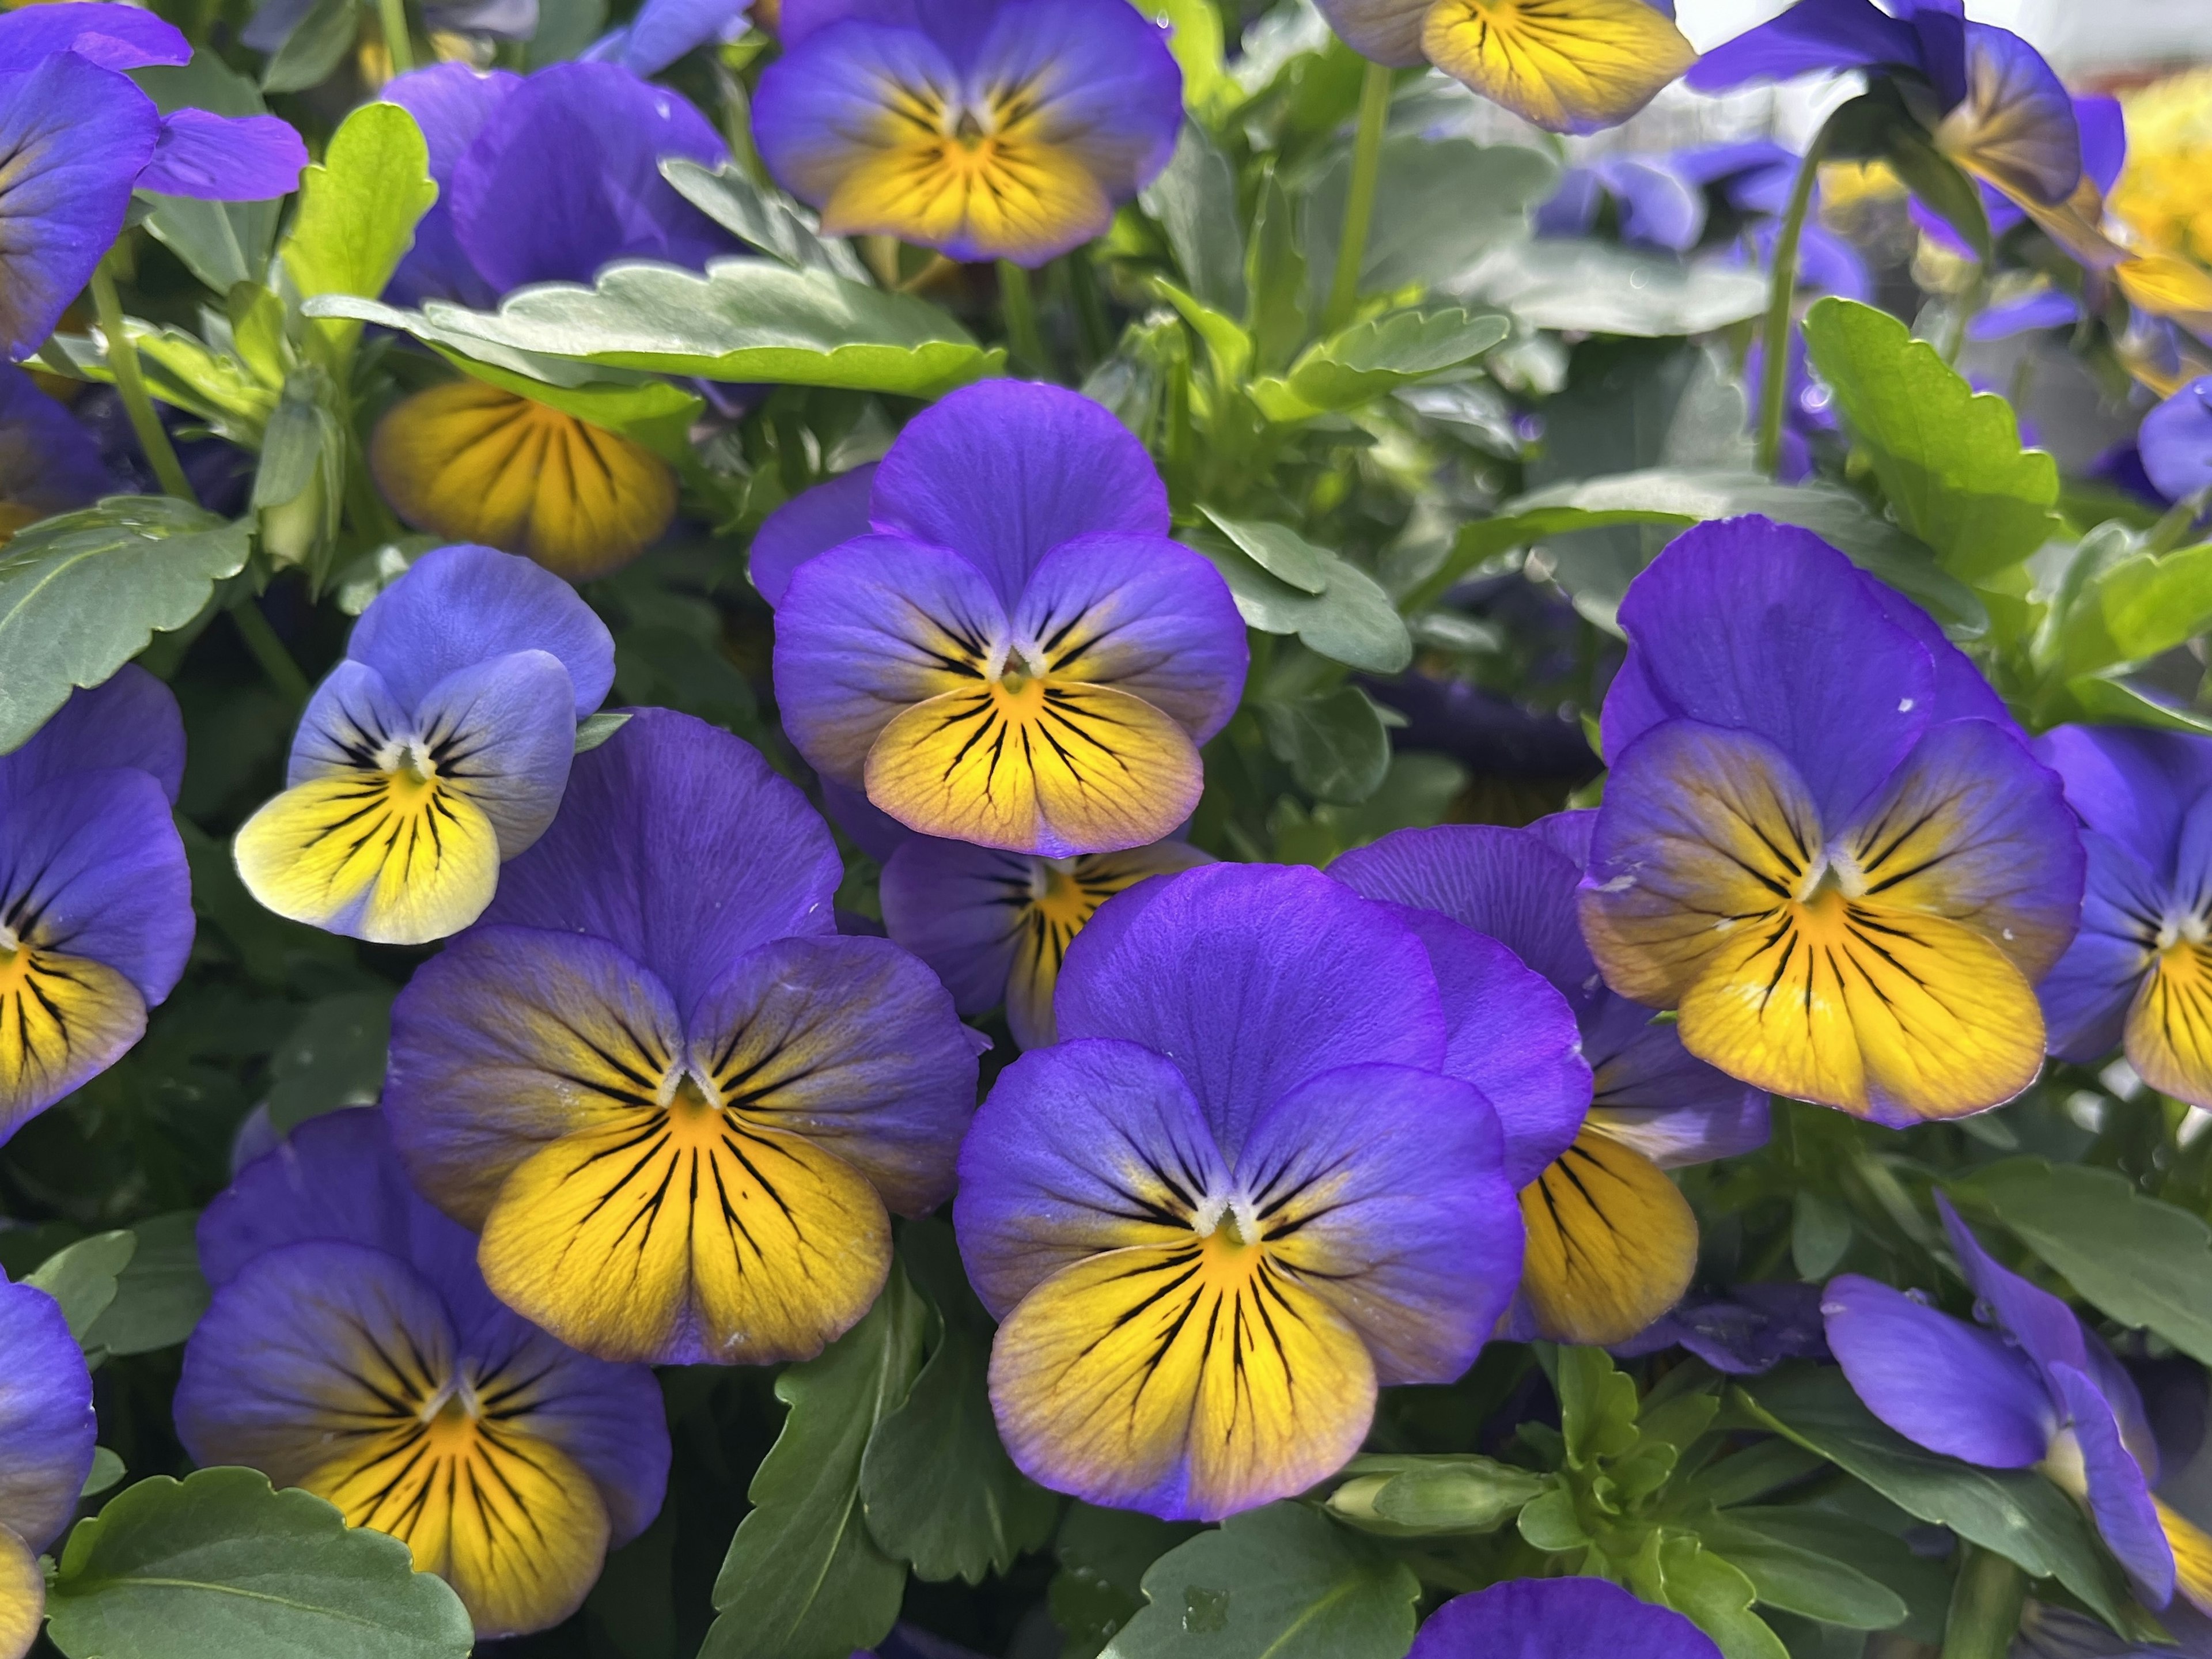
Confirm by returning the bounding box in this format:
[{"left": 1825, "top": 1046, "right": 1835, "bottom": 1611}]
[
  {"left": 0, "top": 1276, "right": 94, "bottom": 1552},
  {"left": 1936, "top": 1193, "right": 2094, "bottom": 1380},
  {"left": 1684, "top": 0, "right": 1918, "bottom": 91},
  {"left": 0, "top": 2, "right": 189, "bottom": 70},
  {"left": 1970, "top": 288, "right": 2085, "bottom": 341},
  {"left": 347, "top": 543, "right": 616, "bottom": 721},
  {"left": 1851, "top": 572, "right": 2009, "bottom": 726},
  {"left": 0, "top": 362, "right": 111, "bottom": 532},
  {"left": 2039, "top": 830, "right": 2162, "bottom": 1063},
  {"left": 0, "top": 666, "right": 183, "bottom": 807},
  {"left": 818, "top": 775, "right": 912, "bottom": 862},
  {"left": 1054, "top": 864, "right": 1446, "bottom": 1162},
  {"left": 1822, "top": 1272, "right": 2055, "bottom": 1465},
  {"left": 600, "top": 0, "right": 752, "bottom": 75},
  {"left": 1614, "top": 1282, "right": 1826, "bottom": 1374},
  {"left": 1941, "top": 24, "right": 2081, "bottom": 208},
  {"left": 2052, "top": 1363, "right": 2175, "bottom": 1607},
  {"left": 406, "top": 652, "right": 580, "bottom": 856},
  {"left": 1794, "top": 222, "right": 1875, "bottom": 303},
  {"left": 139, "top": 109, "right": 305, "bottom": 201},
  {"left": 381, "top": 65, "right": 524, "bottom": 309},
  {"left": 1584, "top": 997, "right": 1770, "bottom": 1167},
  {"left": 2079, "top": 95, "right": 2127, "bottom": 194},
  {"left": 1408, "top": 1578, "right": 1723, "bottom": 1659},
  {"left": 2037, "top": 725, "right": 2212, "bottom": 880},
  {"left": 1535, "top": 167, "right": 1603, "bottom": 239},
  {"left": 0, "top": 768, "right": 190, "bottom": 1003},
  {"left": 1310, "top": 0, "right": 1436, "bottom": 66},
  {"left": 1590, "top": 156, "right": 1705, "bottom": 252},
  {"left": 960, "top": 0, "right": 1180, "bottom": 199},
  {"left": 869, "top": 382, "right": 1170, "bottom": 609},
  {"left": 2142, "top": 380, "right": 2212, "bottom": 505},
  {"left": 878, "top": 838, "right": 1033, "bottom": 1017},
  {"left": 749, "top": 464, "right": 877, "bottom": 608}
]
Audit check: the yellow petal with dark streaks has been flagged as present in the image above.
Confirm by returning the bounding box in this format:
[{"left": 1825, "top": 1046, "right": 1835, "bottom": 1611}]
[
  {"left": 1517, "top": 1126, "right": 1696, "bottom": 1346},
  {"left": 234, "top": 770, "right": 501, "bottom": 945},
  {"left": 370, "top": 382, "right": 676, "bottom": 583},
  {"left": 820, "top": 118, "right": 1113, "bottom": 266},
  {"left": 2159, "top": 1497, "right": 2212, "bottom": 1616},
  {"left": 1005, "top": 843, "right": 1210, "bottom": 1048},
  {"left": 1422, "top": 0, "right": 1696, "bottom": 135},
  {"left": 0, "top": 1525, "right": 40, "bottom": 1659},
  {"left": 2119, "top": 253, "right": 2212, "bottom": 334},
  {"left": 2125, "top": 940, "right": 2212, "bottom": 1111},
  {"left": 0, "top": 945, "right": 144, "bottom": 1131}
]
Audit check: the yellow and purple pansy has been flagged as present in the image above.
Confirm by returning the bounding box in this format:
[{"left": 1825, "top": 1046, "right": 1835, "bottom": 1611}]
[
  {"left": 767, "top": 382, "right": 1248, "bottom": 857},
  {"left": 0, "top": 668, "right": 194, "bottom": 1146},
  {"left": 175, "top": 1109, "right": 671, "bottom": 1639},
  {"left": 955, "top": 862, "right": 1585, "bottom": 1520},
  {"left": 382, "top": 709, "right": 981, "bottom": 1365},
  {"left": 751, "top": 0, "right": 1183, "bottom": 266},
  {"left": 0, "top": 1274, "right": 94, "bottom": 1659},
  {"left": 1580, "top": 517, "right": 2083, "bottom": 1124},
  {"left": 1407, "top": 1578, "right": 1723, "bottom": 1658}
]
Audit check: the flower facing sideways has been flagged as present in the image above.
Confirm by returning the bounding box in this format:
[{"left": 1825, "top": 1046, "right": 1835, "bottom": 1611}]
[
  {"left": 0, "top": 1275, "right": 94, "bottom": 1659},
  {"left": 234, "top": 543, "right": 616, "bottom": 945},
  {"left": 175, "top": 1111, "right": 670, "bottom": 1639},
  {"left": 384, "top": 710, "right": 980, "bottom": 1364}
]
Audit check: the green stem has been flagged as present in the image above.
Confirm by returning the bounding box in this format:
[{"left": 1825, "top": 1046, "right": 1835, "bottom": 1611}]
[
  {"left": 89, "top": 264, "right": 196, "bottom": 505},
  {"left": 1323, "top": 62, "right": 1394, "bottom": 336},
  {"left": 1939, "top": 1546, "right": 2027, "bottom": 1659},
  {"left": 377, "top": 0, "right": 415, "bottom": 73},
  {"left": 230, "top": 600, "right": 311, "bottom": 707},
  {"left": 2148, "top": 488, "right": 2211, "bottom": 555},
  {"left": 1066, "top": 251, "right": 1112, "bottom": 370},
  {"left": 997, "top": 260, "right": 1050, "bottom": 377},
  {"left": 1755, "top": 120, "right": 1835, "bottom": 478},
  {"left": 1941, "top": 267, "right": 1987, "bottom": 365}
]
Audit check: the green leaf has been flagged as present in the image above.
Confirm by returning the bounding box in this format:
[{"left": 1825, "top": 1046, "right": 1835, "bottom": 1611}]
[
  {"left": 859, "top": 1220, "right": 1059, "bottom": 1584},
  {"left": 1462, "top": 241, "right": 1770, "bottom": 337},
  {"left": 81, "top": 1448, "right": 126, "bottom": 1499},
  {"left": 1189, "top": 532, "right": 1412, "bottom": 674},
  {"left": 1153, "top": 279, "right": 1252, "bottom": 387},
  {"left": 45, "top": 1468, "right": 474, "bottom": 1659},
  {"left": 1244, "top": 167, "right": 1308, "bottom": 377},
  {"left": 703, "top": 1269, "right": 928, "bottom": 1659},
  {"left": 1254, "top": 306, "right": 1510, "bottom": 421},
  {"left": 1101, "top": 1502, "right": 1419, "bottom": 1659},
  {"left": 0, "top": 497, "right": 252, "bottom": 755},
  {"left": 426, "top": 349, "right": 706, "bottom": 467},
  {"left": 1516, "top": 1487, "right": 1589, "bottom": 1552},
  {"left": 1323, "top": 1454, "right": 1550, "bottom": 1537},
  {"left": 256, "top": 0, "right": 358, "bottom": 93},
  {"left": 1141, "top": 123, "right": 1245, "bottom": 316},
  {"left": 1704, "top": 1505, "right": 1946, "bottom": 1640},
  {"left": 2058, "top": 540, "right": 2212, "bottom": 677},
  {"left": 28, "top": 1232, "right": 137, "bottom": 1344},
  {"left": 1302, "top": 137, "right": 1556, "bottom": 306},
  {"left": 308, "top": 259, "right": 1002, "bottom": 397},
  {"left": 1801, "top": 298, "right": 2060, "bottom": 581},
  {"left": 1255, "top": 687, "right": 1393, "bottom": 805},
  {"left": 265, "top": 991, "right": 396, "bottom": 1135},
  {"left": 1630, "top": 1531, "right": 1788, "bottom": 1659},
  {"left": 280, "top": 102, "right": 438, "bottom": 374},
  {"left": 1050, "top": 1506, "right": 1199, "bottom": 1659},
  {"left": 1790, "top": 1190, "right": 1853, "bottom": 1281},
  {"left": 1269, "top": 753, "right": 1468, "bottom": 868},
  {"left": 660, "top": 159, "right": 872, "bottom": 283},
  {"left": 2043, "top": 675, "right": 2212, "bottom": 736},
  {"left": 83, "top": 1213, "right": 209, "bottom": 1358},
  {"left": 575, "top": 711, "right": 631, "bottom": 753},
  {"left": 1151, "top": 0, "right": 1231, "bottom": 119},
  {"left": 1200, "top": 507, "right": 1329, "bottom": 593},
  {"left": 1556, "top": 1344, "right": 1641, "bottom": 1465},
  {"left": 1690, "top": 1510, "right": 1908, "bottom": 1631}
]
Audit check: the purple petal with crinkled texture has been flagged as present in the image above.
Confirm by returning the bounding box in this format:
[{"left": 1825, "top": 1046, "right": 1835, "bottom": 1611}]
[
  {"left": 0, "top": 1277, "right": 93, "bottom": 1552},
  {"left": 1055, "top": 865, "right": 1446, "bottom": 1162},
  {"left": 2142, "top": 380, "right": 2212, "bottom": 505},
  {"left": 1536, "top": 168, "right": 1603, "bottom": 239},
  {"left": 1936, "top": 1194, "right": 2091, "bottom": 1381},
  {"left": 750, "top": 464, "right": 877, "bottom": 607},
  {"left": 1684, "top": 0, "right": 1917, "bottom": 91},
  {"left": 0, "top": 363, "right": 109, "bottom": 532},
  {"left": 1823, "top": 1272, "right": 2055, "bottom": 1465},
  {"left": 878, "top": 838, "right": 1035, "bottom": 1016},
  {"left": 2039, "top": 830, "right": 2163, "bottom": 1062},
  {"left": 2052, "top": 1363, "right": 2175, "bottom": 1605},
  {"left": 0, "top": 2, "right": 188, "bottom": 70},
  {"left": 1408, "top": 1578, "right": 1724, "bottom": 1659},
  {"left": 869, "top": 382, "right": 1169, "bottom": 609},
  {"left": 139, "top": 109, "right": 305, "bottom": 200},
  {"left": 1605, "top": 517, "right": 1933, "bottom": 827},
  {"left": 1614, "top": 1283, "right": 1825, "bottom": 1374},
  {"left": 381, "top": 65, "right": 524, "bottom": 309},
  {"left": 480, "top": 710, "right": 843, "bottom": 1014},
  {"left": 0, "top": 666, "right": 183, "bottom": 807},
  {"left": 0, "top": 769, "right": 190, "bottom": 1002},
  {"left": 955, "top": 1037, "right": 1228, "bottom": 1319}
]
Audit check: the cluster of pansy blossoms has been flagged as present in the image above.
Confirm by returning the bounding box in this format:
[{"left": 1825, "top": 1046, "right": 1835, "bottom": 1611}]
[{"left": 17, "top": 0, "right": 2212, "bottom": 1656}]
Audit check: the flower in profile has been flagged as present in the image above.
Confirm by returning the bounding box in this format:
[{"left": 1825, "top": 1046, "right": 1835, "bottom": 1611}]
[
  {"left": 233, "top": 543, "right": 616, "bottom": 945},
  {"left": 0, "top": 5, "right": 306, "bottom": 361},
  {"left": 1334, "top": 814, "right": 1767, "bottom": 1346},
  {"left": 368, "top": 62, "right": 739, "bottom": 580},
  {"left": 384, "top": 710, "right": 980, "bottom": 1365},
  {"left": 770, "top": 382, "right": 1247, "bottom": 856},
  {"left": 1825, "top": 1195, "right": 2212, "bottom": 1613},
  {"left": 1912, "top": 94, "right": 2128, "bottom": 266},
  {"left": 1406, "top": 1578, "right": 1722, "bottom": 1658},
  {"left": 1313, "top": 0, "right": 1696, "bottom": 137},
  {"left": 0, "top": 365, "right": 110, "bottom": 543},
  {"left": 175, "top": 1110, "right": 671, "bottom": 1639},
  {"left": 0, "top": 667, "right": 192, "bottom": 1144},
  {"left": 0, "top": 1274, "right": 94, "bottom": 1659},
  {"left": 956, "top": 863, "right": 1582, "bottom": 1520},
  {"left": 2138, "top": 378, "right": 2212, "bottom": 506},
  {"left": 1580, "top": 517, "right": 2082, "bottom": 1124},
  {"left": 2033, "top": 726, "right": 2212, "bottom": 1107},
  {"left": 751, "top": 0, "right": 1182, "bottom": 266}
]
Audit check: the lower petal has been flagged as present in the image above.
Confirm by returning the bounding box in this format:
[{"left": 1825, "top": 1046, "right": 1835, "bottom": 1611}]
[
  {"left": 0, "top": 1277, "right": 96, "bottom": 1554},
  {"left": 1517, "top": 1127, "right": 1696, "bottom": 1346},
  {"left": 1421, "top": 0, "right": 1697, "bottom": 135},
  {"left": 2158, "top": 1498, "right": 2212, "bottom": 1616},
  {"left": 0, "top": 948, "right": 145, "bottom": 1143},
  {"left": 2127, "top": 942, "right": 2212, "bottom": 1112},
  {"left": 0, "top": 1527, "right": 39, "bottom": 1659},
  {"left": 820, "top": 132, "right": 1115, "bottom": 266}
]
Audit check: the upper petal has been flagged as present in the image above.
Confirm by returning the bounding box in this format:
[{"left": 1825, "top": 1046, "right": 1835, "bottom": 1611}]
[
  {"left": 380, "top": 64, "right": 524, "bottom": 308},
  {"left": 1310, "top": 0, "right": 1432, "bottom": 67},
  {"left": 0, "top": 767, "right": 191, "bottom": 1002},
  {"left": 1934, "top": 1192, "right": 2093, "bottom": 1380},
  {"left": 138, "top": 109, "right": 306, "bottom": 200},
  {"left": 2038, "top": 832, "right": 2160, "bottom": 1063},
  {"left": 1684, "top": 0, "right": 1918, "bottom": 90},
  {"left": 1408, "top": 1578, "right": 1724, "bottom": 1659},
  {"left": 0, "top": 1277, "right": 94, "bottom": 1554},
  {"left": 1822, "top": 1272, "right": 2055, "bottom": 1465},
  {"left": 747, "top": 463, "right": 877, "bottom": 608},
  {"left": 0, "top": 3, "right": 190, "bottom": 70},
  {"left": 0, "top": 666, "right": 186, "bottom": 808},
  {"left": 2036, "top": 725, "right": 2212, "bottom": 880}
]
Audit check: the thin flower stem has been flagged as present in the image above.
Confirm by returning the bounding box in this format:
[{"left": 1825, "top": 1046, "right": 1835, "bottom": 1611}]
[
  {"left": 1066, "top": 250, "right": 1113, "bottom": 369},
  {"left": 378, "top": 0, "right": 415, "bottom": 75},
  {"left": 1941, "top": 266, "right": 1987, "bottom": 364},
  {"left": 1938, "top": 1544, "right": 2027, "bottom": 1659},
  {"left": 231, "top": 600, "right": 312, "bottom": 707},
  {"left": 89, "top": 264, "right": 197, "bottom": 505},
  {"left": 1756, "top": 121, "right": 1835, "bottom": 478},
  {"left": 1323, "top": 61, "right": 1394, "bottom": 336},
  {"left": 997, "top": 259, "right": 1050, "bottom": 377}
]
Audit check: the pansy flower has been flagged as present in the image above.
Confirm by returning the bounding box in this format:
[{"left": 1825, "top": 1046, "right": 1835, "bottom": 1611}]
[
  {"left": 0, "top": 365, "right": 109, "bottom": 542},
  {"left": 175, "top": 1110, "right": 671, "bottom": 1639},
  {"left": 0, "top": 1275, "right": 94, "bottom": 1659},
  {"left": 751, "top": 0, "right": 1183, "bottom": 266},
  {"left": 2137, "top": 378, "right": 2212, "bottom": 506},
  {"left": 384, "top": 709, "right": 980, "bottom": 1365},
  {"left": 234, "top": 542, "right": 616, "bottom": 946},
  {"left": 1313, "top": 0, "right": 1696, "bottom": 137},
  {"left": 1580, "top": 517, "right": 2082, "bottom": 1124},
  {"left": 0, "top": 666, "right": 192, "bottom": 1144},
  {"left": 770, "top": 381, "right": 1247, "bottom": 856},
  {"left": 1406, "top": 1578, "right": 1722, "bottom": 1659},
  {"left": 1825, "top": 1195, "right": 2212, "bottom": 1612},
  {"left": 1912, "top": 94, "right": 2128, "bottom": 266},
  {"left": 956, "top": 863, "right": 1584, "bottom": 1520},
  {"left": 1334, "top": 815, "right": 1768, "bottom": 1346},
  {"left": 368, "top": 62, "right": 739, "bottom": 580},
  {"left": 0, "top": 3, "right": 305, "bottom": 361}
]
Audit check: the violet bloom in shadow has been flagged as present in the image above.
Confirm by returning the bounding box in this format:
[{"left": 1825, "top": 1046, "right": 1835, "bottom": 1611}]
[
  {"left": 955, "top": 863, "right": 1584, "bottom": 1520},
  {"left": 1407, "top": 1578, "right": 1722, "bottom": 1658},
  {"left": 383, "top": 709, "right": 980, "bottom": 1366},
  {"left": 2138, "top": 378, "right": 2212, "bottom": 506},
  {"left": 175, "top": 1109, "right": 670, "bottom": 1640},
  {"left": 1333, "top": 813, "right": 1768, "bottom": 1346},
  {"left": 768, "top": 381, "right": 1247, "bottom": 856},
  {"left": 0, "top": 666, "right": 192, "bottom": 1145},
  {"left": 0, "top": 1274, "right": 94, "bottom": 1659},
  {"left": 0, "top": 365, "right": 111, "bottom": 541},
  {"left": 234, "top": 543, "right": 615, "bottom": 945},
  {"left": 1825, "top": 1195, "right": 2212, "bottom": 1612}
]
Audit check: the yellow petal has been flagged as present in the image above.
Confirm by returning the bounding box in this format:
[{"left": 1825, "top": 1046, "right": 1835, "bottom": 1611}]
[
  {"left": 0, "top": 1525, "right": 40, "bottom": 1659},
  {"left": 1005, "top": 844, "right": 1210, "bottom": 1047},
  {"left": 2160, "top": 1497, "right": 2212, "bottom": 1616},
  {"left": 2124, "top": 941, "right": 2212, "bottom": 1111},
  {"left": 2118, "top": 253, "right": 2212, "bottom": 334},
  {"left": 1518, "top": 1126, "right": 1696, "bottom": 1346},
  {"left": 1421, "top": 0, "right": 1697, "bottom": 135},
  {"left": 0, "top": 945, "right": 145, "bottom": 1130},
  {"left": 865, "top": 677, "right": 1202, "bottom": 855},
  {"left": 370, "top": 382, "right": 676, "bottom": 583},
  {"left": 234, "top": 770, "right": 502, "bottom": 945}
]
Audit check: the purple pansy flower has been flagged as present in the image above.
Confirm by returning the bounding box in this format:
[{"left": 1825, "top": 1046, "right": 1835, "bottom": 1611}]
[
  {"left": 584, "top": 0, "right": 752, "bottom": 77},
  {"left": 0, "top": 666, "right": 192, "bottom": 1145},
  {"left": 1333, "top": 814, "right": 1767, "bottom": 1346},
  {"left": 1406, "top": 1577, "right": 1723, "bottom": 1658},
  {"left": 0, "top": 5, "right": 305, "bottom": 360},
  {"left": 2138, "top": 379, "right": 2212, "bottom": 506},
  {"left": 0, "top": 1274, "right": 94, "bottom": 1659},
  {"left": 769, "top": 381, "right": 1248, "bottom": 857},
  {"left": 1913, "top": 93, "right": 2128, "bottom": 262},
  {"left": 1612, "top": 1282, "right": 1831, "bottom": 1374},
  {"left": 1824, "top": 1195, "right": 2212, "bottom": 1613},
  {"left": 233, "top": 543, "right": 615, "bottom": 945},
  {"left": 751, "top": 0, "right": 1183, "bottom": 266},
  {"left": 1580, "top": 516, "right": 2082, "bottom": 1125},
  {"left": 175, "top": 1109, "right": 671, "bottom": 1639},
  {"left": 382, "top": 709, "right": 980, "bottom": 1366},
  {"left": 955, "top": 862, "right": 1579, "bottom": 1520},
  {"left": 0, "top": 365, "right": 111, "bottom": 540}
]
